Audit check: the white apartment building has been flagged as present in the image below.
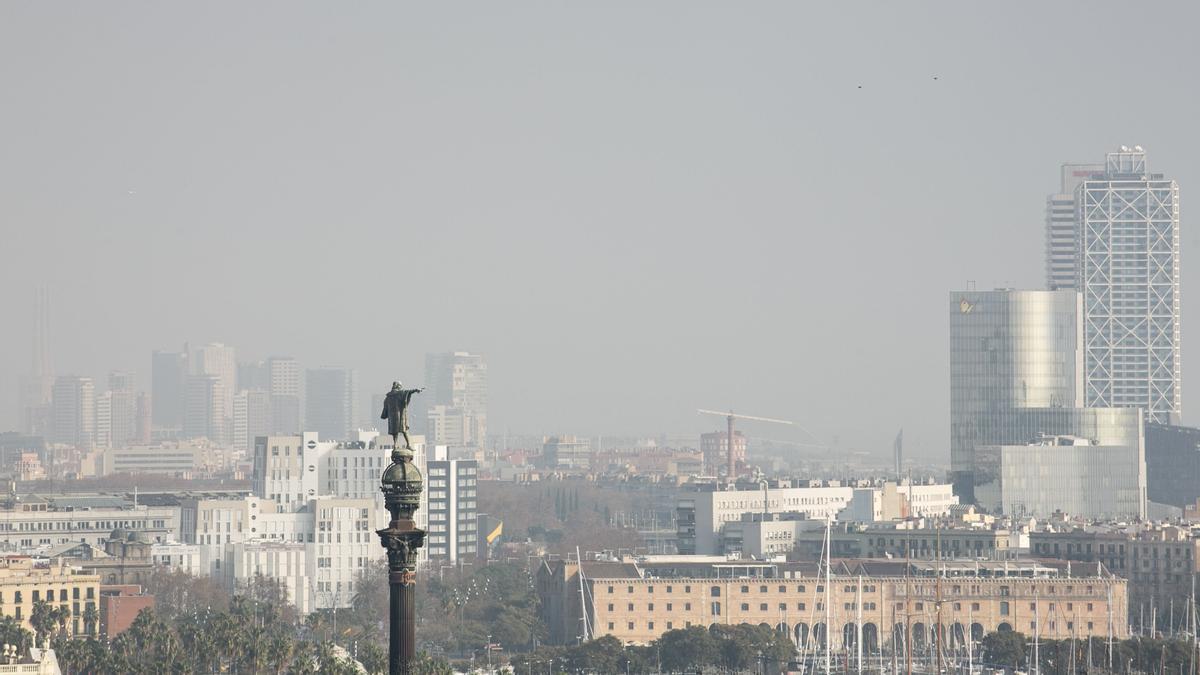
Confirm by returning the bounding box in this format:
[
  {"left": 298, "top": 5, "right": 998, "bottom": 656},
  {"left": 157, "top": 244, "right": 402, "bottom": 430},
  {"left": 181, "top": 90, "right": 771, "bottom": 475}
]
[
  {"left": 179, "top": 493, "right": 380, "bottom": 611},
  {"left": 425, "top": 451, "right": 478, "bottom": 562},
  {"left": 678, "top": 480, "right": 958, "bottom": 556}
]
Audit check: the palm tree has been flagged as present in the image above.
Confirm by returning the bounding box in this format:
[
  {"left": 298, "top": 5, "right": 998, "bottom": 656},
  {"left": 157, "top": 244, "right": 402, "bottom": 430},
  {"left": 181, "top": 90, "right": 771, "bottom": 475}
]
[
  {"left": 29, "top": 600, "right": 56, "bottom": 646},
  {"left": 82, "top": 604, "right": 99, "bottom": 637}
]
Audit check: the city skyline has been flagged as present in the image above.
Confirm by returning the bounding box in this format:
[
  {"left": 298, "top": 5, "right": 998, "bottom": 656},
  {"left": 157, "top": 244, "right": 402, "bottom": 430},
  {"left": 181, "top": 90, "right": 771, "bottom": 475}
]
[{"left": 4, "top": 4, "right": 1200, "bottom": 459}]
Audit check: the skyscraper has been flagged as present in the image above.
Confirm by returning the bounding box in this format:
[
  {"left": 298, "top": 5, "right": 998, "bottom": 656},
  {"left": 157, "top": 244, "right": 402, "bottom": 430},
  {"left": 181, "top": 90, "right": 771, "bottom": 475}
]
[
  {"left": 1077, "top": 148, "right": 1181, "bottom": 425},
  {"left": 949, "top": 289, "right": 1083, "bottom": 499},
  {"left": 151, "top": 349, "right": 189, "bottom": 436},
  {"left": 51, "top": 375, "right": 95, "bottom": 448},
  {"left": 305, "top": 367, "right": 357, "bottom": 442},
  {"left": 268, "top": 356, "right": 301, "bottom": 434},
  {"left": 423, "top": 352, "right": 488, "bottom": 449},
  {"left": 184, "top": 374, "right": 225, "bottom": 443},
  {"left": 1045, "top": 163, "right": 1104, "bottom": 291},
  {"left": 194, "top": 343, "right": 237, "bottom": 418},
  {"left": 106, "top": 370, "right": 137, "bottom": 448},
  {"left": 233, "top": 389, "right": 271, "bottom": 450}
]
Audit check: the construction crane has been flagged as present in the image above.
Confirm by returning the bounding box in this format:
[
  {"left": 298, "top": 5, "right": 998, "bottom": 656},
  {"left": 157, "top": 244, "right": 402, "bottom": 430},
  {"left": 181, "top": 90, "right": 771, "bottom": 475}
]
[{"left": 697, "top": 409, "right": 793, "bottom": 479}]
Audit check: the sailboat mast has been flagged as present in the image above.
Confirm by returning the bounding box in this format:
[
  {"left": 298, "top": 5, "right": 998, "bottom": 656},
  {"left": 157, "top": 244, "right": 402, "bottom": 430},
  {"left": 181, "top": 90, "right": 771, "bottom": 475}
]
[{"left": 825, "top": 518, "right": 832, "bottom": 675}]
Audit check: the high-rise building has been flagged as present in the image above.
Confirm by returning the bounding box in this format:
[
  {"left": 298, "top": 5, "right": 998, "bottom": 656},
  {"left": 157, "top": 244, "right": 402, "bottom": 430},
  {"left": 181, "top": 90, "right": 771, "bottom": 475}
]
[
  {"left": 151, "top": 349, "right": 189, "bottom": 435},
  {"left": 1045, "top": 163, "right": 1104, "bottom": 291},
  {"left": 237, "top": 360, "right": 270, "bottom": 392},
  {"left": 94, "top": 391, "right": 112, "bottom": 449},
  {"left": 184, "top": 375, "right": 225, "bottom": 443},
  {"left": 423, "top": 352, "right": 487, "bottom": 448},
  {"left": 425, "top": 451, "right": 479, "bottom": 562},
  {"left": 305, "top": 368, "right": 357, "bottom": 442},
  {"left": 135, "top": 392, "right": 153, "bottom": 444},
  {"left": 51, "top": 375, "right": 95, "bottom": 448},
  {"left": 268, "top": 357, "right": 301, "bottom": 435},
  {"left": 949, "top": 289, "right": 1083, "bottom": 500},
  {"left": 106, "top": 371, "right": 137, "bottom": 449},
  {"left": 193, "top": 343, "right": 237, "bottom": 419},
  {"left": 1076, "top": 148, "right": 1181, "bottom": 425},
  {"left": 232, "top": 389, "right": 271, "bottom": 451}
]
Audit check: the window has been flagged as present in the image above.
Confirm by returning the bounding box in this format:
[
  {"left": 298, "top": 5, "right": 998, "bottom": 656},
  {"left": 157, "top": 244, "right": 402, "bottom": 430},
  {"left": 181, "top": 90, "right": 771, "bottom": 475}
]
[
  {"left": 798, "top": 603, "right": 805, "bottom": 610},
  {"left": 608, "top": 604, "right": 614, "bottom": 611},
  {"left": 1000, "top": 601, "right": 1010, "bottom": 616},
  {"left": 711, "top": 602, "right": 721, "bottom": 616},
  {"left": 741, "top": 603, "right": 750, "bottom": 611},
  {"left": 741, "top": 585, "right": 750, "bottom": 594},
  {"left": 627, "top": 603, "right": 633, "bottom": 611},
  {"left": 760, "top": 603, "right": 768, "bottom": 611},
  {"left": 608, "top": 586, "right": 614, "bottom": 594},
  {"left": 760, "top": 585, "right": 768, "bottom": 593},
  {"left": 685, "top": 603, "right": 692, "bottom": 611},
  {"left": 628, "top": 622, "right": 634, "bottom": 630},
  {"left": 666, "top": 603, "right": 673, "bottom": 611},
  {"left": 972, "top": 602, "right": 980, "bottom": 611},
  {"left": 608, "top": 623, "right": 614, "bottom": 631},
  {"left": 711, "top": 587, "right": 721, "bottom": 597},
  {"left": 648, "top": 603, "right": 654, "bottom": 611}
]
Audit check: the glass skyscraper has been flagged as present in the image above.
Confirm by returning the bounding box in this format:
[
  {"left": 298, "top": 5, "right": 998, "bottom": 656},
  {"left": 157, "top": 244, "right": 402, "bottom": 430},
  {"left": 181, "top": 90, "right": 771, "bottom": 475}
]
[{"left": 949, "top": 289, "right": 1083, "bottom": 500}]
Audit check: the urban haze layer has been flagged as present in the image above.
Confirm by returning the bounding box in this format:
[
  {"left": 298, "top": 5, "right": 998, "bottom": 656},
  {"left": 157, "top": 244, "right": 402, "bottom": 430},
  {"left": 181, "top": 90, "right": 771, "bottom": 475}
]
[{"left": 2, "top": 3, "right": 1200, "bottom": 675}]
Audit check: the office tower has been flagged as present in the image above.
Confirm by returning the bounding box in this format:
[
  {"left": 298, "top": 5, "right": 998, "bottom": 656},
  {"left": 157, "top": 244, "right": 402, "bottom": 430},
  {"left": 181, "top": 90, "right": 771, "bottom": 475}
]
[
  {"left": 106, "top": 370, "right": 137, "bottom": 448},
  {"left": 51, "top": 375, "right": 95, "bottom": 448},
  {"left": 305, "top": 367, "right": 357, "bottom": 442},
  {"left": 267, "top": 357, "right": 300, "bottom": 434},
  {"left": 135, "top": 392, "right": 153, "bottom": 444},
  {"left": 95, "top": 391, "right": 112, "bottom": 449},
  {"left": 20, "top": 288, "right": 53, "bottom": 436},
  {"left": 423, "top": 352, "right": 487, "bottom": 448},
  {"left": 184, "top": 375, "right": 225, "bottom": 443},
  {"left": 1077, "top": 148, "right": 1181, "bottom": 425},
  {"left": 194, "top": 343, "right": 237, "bottom": 418},
  {"left": 1045, "top": 163, "right": 1105, "bottom": 290},
  {"left": 949, "top": 289, "right": 1083, "bottom": 500},
  {"left": 151, "top": 349, "right": 189, "bottom": 435},
  {"left": 237, "top": 360, "right": 270, "bottom": 391},
  {"left": 232, "top": 389, "right": 271, "bottom": 451}
]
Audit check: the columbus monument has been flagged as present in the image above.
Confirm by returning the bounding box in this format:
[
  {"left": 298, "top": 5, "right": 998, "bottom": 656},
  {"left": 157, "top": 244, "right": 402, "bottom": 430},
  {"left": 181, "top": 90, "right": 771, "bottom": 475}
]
[{"left": 377, "top": 381, "right": 426, "bottom": 674}]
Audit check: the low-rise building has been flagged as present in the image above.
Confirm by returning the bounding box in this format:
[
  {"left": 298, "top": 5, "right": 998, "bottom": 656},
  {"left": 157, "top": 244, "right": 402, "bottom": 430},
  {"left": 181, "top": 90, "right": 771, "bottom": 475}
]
[
  {"left": 98, "top": 584, "right": 155, "bottom": 638},
  {"left": 793, "top": 522, "right": 1015, "bottom": 561},
  {"left": 0, "top": 494, "right": 179, "bottom": 551},
  {"left": 678, "top": 480, "right": 958, "bottom": 555},
  {"left": 0, "top": 556, "right": 100, "bottom": 636},
  {"left": 537, "top": 555, "right": 1127, "bottom": 647},
  {"left": 1030, "top": 524, "right": 1200, "bottom": 622}
]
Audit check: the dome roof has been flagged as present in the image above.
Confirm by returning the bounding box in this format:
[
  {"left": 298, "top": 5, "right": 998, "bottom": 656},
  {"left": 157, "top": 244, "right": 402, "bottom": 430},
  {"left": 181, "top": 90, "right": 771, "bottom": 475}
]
[
  {"left": 128, "top": 530, "right": 151, "bottom": 543},
  {"left": 109, "top": 527, "right": 130, "bottom": 541},
  {"left": 382, "top": 459, "right": 423, "bottom": 485}
]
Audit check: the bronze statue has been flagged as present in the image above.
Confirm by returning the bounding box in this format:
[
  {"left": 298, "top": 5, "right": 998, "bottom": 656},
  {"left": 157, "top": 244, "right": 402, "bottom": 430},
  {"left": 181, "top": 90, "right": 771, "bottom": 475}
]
[{"left": 381, "top": 381, "right": 424, "bottom": 449}]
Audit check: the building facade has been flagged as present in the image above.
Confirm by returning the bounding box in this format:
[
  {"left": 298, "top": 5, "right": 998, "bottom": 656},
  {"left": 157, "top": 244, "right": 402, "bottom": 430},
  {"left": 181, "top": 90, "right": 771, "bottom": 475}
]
[
  {"left": 51, "top": 375, "right": 95, "bottom": 448},
  {"left": 268, "top": 357, "right": 301, "bottom": 435},
  {"left": 423, "top": 352, "right": 487, "bottom": 449},
  {"left": 949, "top": 289, "right": 1083, "bottom": 500},
  {"left": 538, "top": 557, "right": 1128, "bottom": 647},
  {"left": 1045, "top": 163, "right": 1104, "bottom": 291},
  {"left": 151, "top": 349, "right": 188, "bottom": 437},
  {"left": 1145, "top": 423, "right": 1200, "bottom": 508},
  {"left": 0, "top": 557, "right": 100, "bottom": 636},
  {"left": 975, "top": 434, "right": 1146, "bottom": 519},
  {"left": 425, "top": 456, "right": 479, "bottom": 562},
  {"left": 305, "top": 367, "right": 358, "bottom": 443},
  {"left": 1077, "top": 148, "right": 1181, "bottom": 425}
]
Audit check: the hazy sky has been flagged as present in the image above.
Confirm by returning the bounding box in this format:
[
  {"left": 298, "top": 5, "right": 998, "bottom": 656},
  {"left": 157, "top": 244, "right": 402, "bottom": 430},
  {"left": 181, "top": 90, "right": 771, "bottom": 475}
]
[{"left": 2, "top": 2, "right": 1198, "bottom": 460}]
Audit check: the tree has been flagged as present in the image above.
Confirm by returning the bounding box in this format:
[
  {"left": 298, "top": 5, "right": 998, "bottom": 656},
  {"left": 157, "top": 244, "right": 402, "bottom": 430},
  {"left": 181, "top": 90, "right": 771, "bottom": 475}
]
[
  {"left": 29, "top": 600, "right": 56, "bottom": 645},
  {"left": 658, "top": 626, "right": 717, "bottom": 673},
  {"left": 82, "top": 603, "right": 99, "bottom": 637},
  {"left": 359, "top": 641, "right": 387, "bottom": 675},
  {"left": 981, "top": 629, "right": 1027, "bottom": 670}
]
